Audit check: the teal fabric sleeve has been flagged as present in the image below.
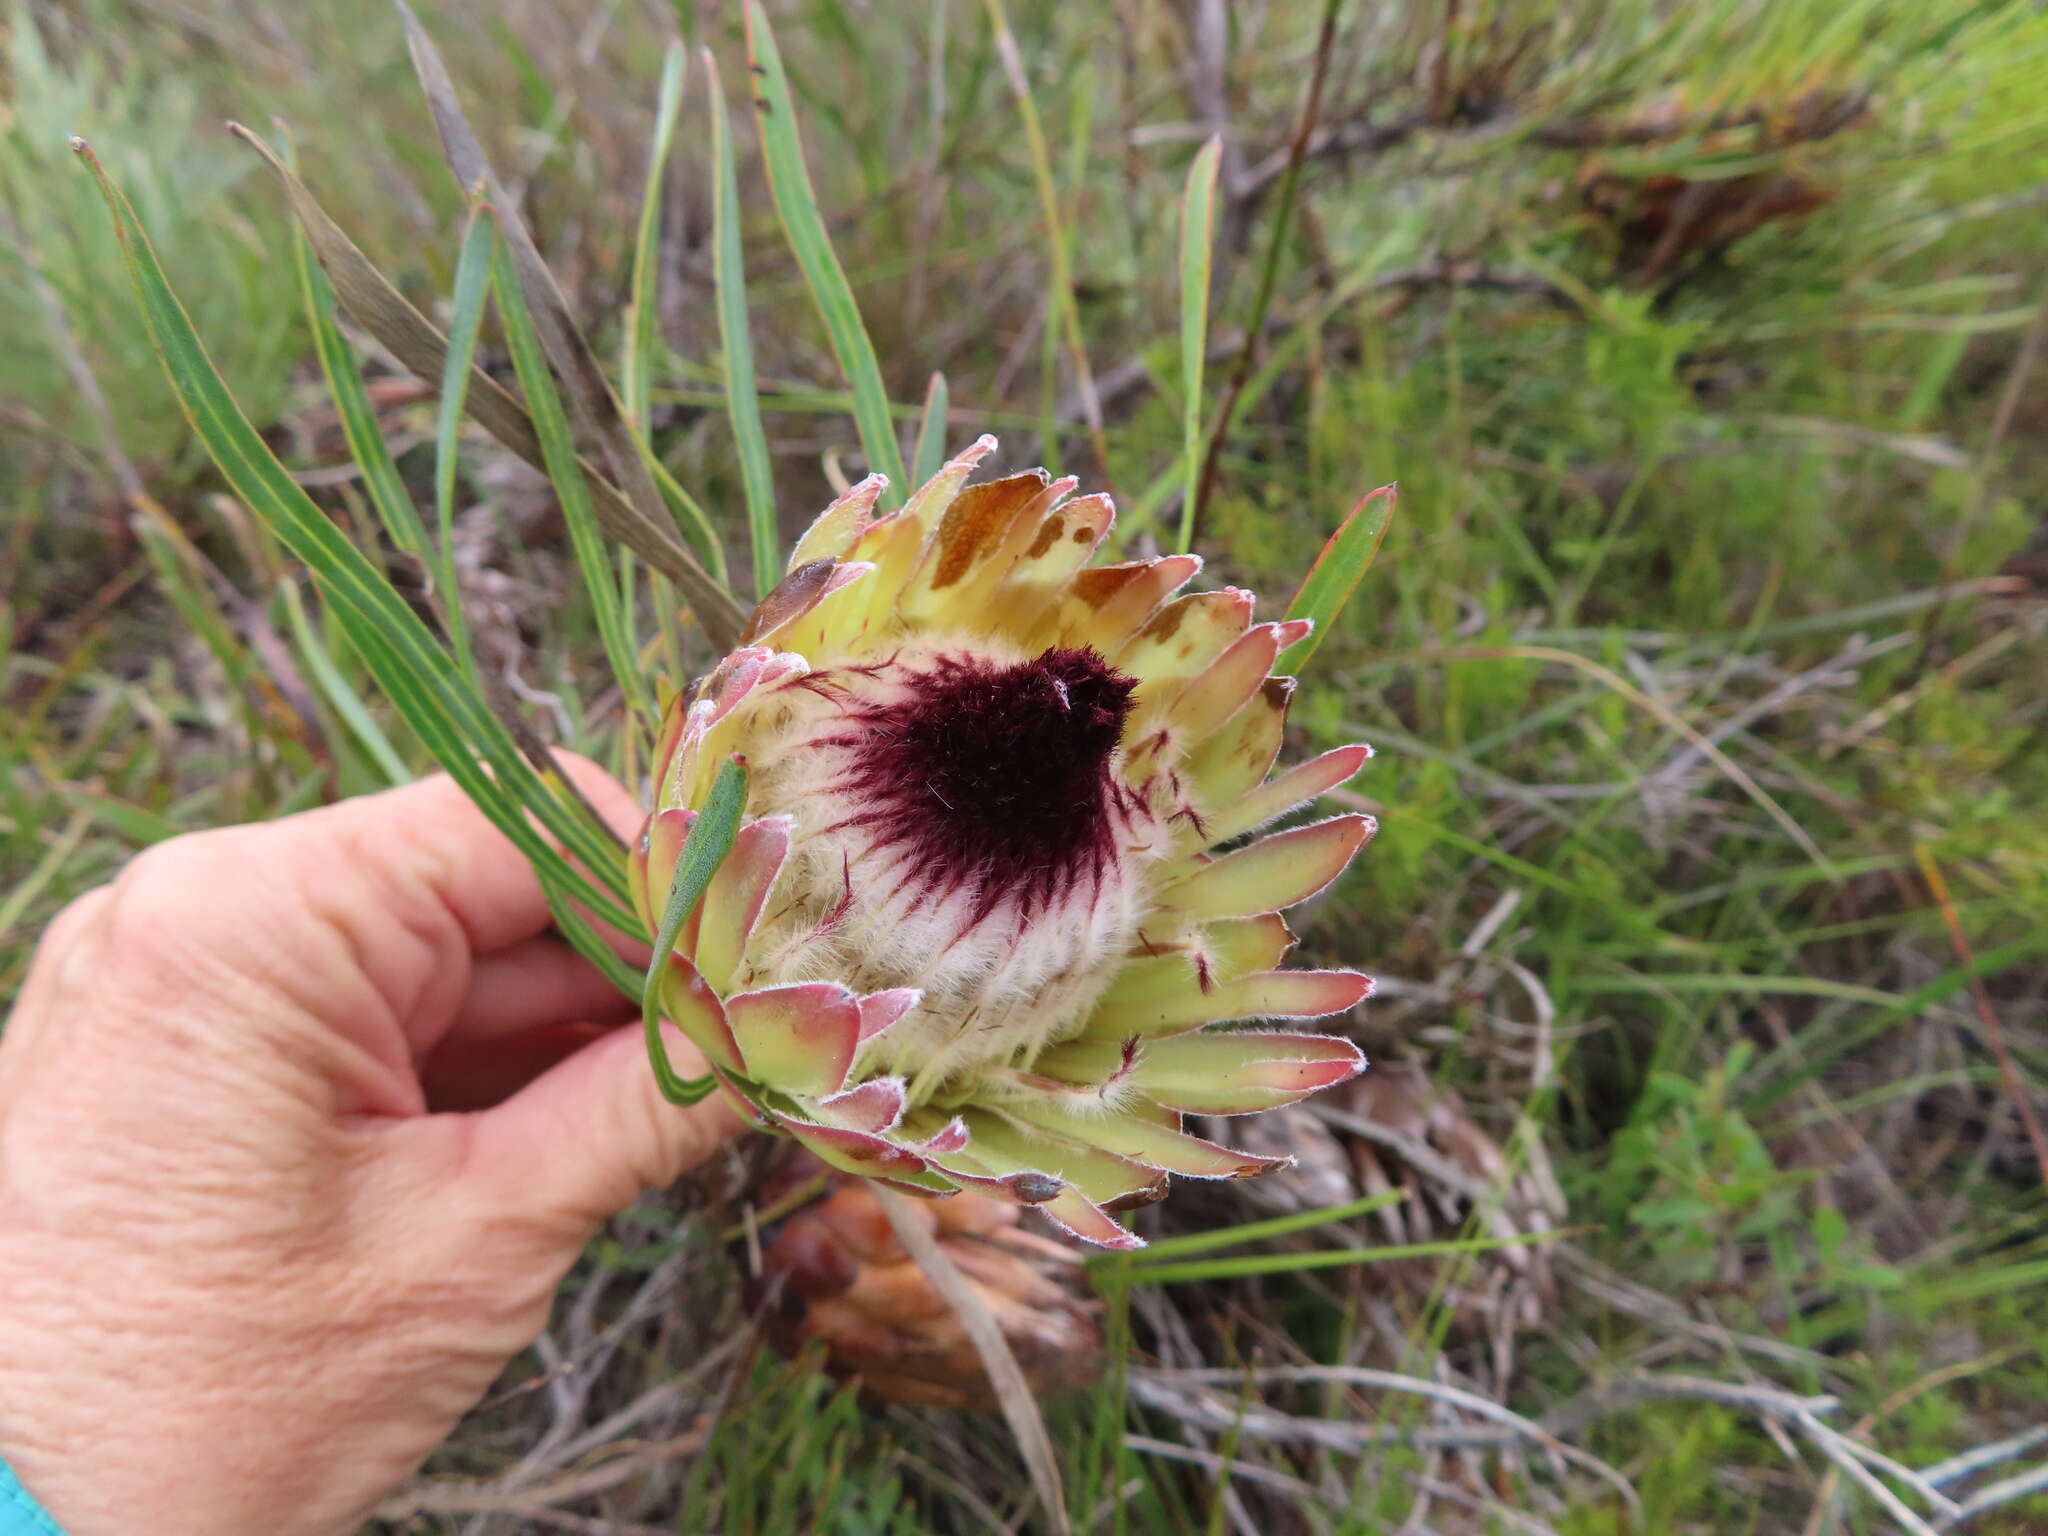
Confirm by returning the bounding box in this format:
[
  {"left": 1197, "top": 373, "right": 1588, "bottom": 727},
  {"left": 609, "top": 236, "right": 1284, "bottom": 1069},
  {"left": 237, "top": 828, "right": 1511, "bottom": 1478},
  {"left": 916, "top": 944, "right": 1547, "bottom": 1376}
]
[{"left": 0, "top": 1458, "right": 63, "bottom": 1536}]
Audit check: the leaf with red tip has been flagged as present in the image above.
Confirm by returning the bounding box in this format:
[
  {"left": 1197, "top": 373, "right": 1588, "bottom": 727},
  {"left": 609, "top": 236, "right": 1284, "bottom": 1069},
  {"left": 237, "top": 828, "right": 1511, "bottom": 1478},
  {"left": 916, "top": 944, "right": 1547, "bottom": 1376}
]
[
  {"left": 693, "top": 815, "right": 792, "bottom": 989},
  {"left": 1131, "top": 1030, "right": 1367, "bottom": 1114},
  {"left": 1081, "top": 968, "right": 1374, "bottom": 1038},
  {"left": 1037, "top": 1187, "right": 1144, "bottom": 1250},
  {"left": 631, "top": 806, "right": 696, "bottom": 934},
  {"left": 1113, "top": 589, "right": 1256, "bottom": 702},
  {"left": 1278, "top": 483, "right": 1396, "bottom": 676},
  {"left": 900, "top": 434, "right": 998, "bottom": 524},
  {"left": 923, "top": 1151, "right": 1066, "bottom": 1204},
  {"left": 1003, "top": 1098, "right": 1290, "bottom": 1180},
  {"left": 697, "top": 645, "right": 779, "bottom": 727},
  {"left": 1099, "top": 914, "right": 1296, "bottom": 1009},
  {"left": 1163, "top": 622, "right": 1286, "bottom": 749},
  {"left": 900, "top": 469, "right": 1055, "bottom": 623},
  {"left": 874, "top": 1167, "right": 958, "bottom": 1198},
  {"left": 856, "top": 987, "right": 922, "bottom": 1043},
  {"left": 906, "top": 1114, "right": 970, "bottom": 1156},
  {"left": 726, "top": 982, "right": 862, "bottom": 1096},
  {"left": 1272, "top": 617, "right": 1314, "bottom": 653},
  {"left": 989, "top": 492, "right": 1114, "bottom": 639},
  {"left": 787, "top": 472, "right": 886, "bottom": 570},
  {"left": 963, "top": 1112, "right": 1165, "bottom": 1212},
  {"left": 768, "top": 1107, "right": 931, "bottom": 1181},
  {"left": 659, "top": 953, "right": 744, "bottom": 1074},
  {"left": 1042, "top": 553, "right": 1203, "bottom": 653},
  {"left": 651, "top": 689, "right": 688, "bottom": 789},
  {"left": 1201, "top": 745, "right": 1373, "bottom": 848},
  {"left": 808, "top": 1076, "right": 907, "bottom": 1134},
  {"left": 1159, "top": 814, "right": 1374, "bottom": 919},
  {"left": 1182, "top": 675, "right": 1290, "bottom": 812}
]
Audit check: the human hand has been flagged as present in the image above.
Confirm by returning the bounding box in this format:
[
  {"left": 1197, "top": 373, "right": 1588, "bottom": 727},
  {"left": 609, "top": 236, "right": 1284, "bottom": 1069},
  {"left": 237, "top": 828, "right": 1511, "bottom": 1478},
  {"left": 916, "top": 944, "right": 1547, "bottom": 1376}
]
[{"left": 0, "top": 765, "right": 738, "bottom": 1536}]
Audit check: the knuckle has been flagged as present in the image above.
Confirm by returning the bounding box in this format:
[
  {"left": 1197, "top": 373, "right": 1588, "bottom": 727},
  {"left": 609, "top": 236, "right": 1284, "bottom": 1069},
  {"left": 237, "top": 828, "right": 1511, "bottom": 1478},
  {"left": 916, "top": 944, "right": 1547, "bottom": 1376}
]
[
  {"left": 100, "top": 828, "right": 269, "bottom": 963},
  {"left": 39, "top": 885, "right": 111, "bottom": 953}
]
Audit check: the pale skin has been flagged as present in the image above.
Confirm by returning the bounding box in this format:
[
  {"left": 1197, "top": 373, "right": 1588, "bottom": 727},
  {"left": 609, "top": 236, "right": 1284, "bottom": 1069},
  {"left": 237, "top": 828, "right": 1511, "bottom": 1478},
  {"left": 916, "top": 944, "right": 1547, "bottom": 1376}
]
[{"left": 0, "top": 762, "right": 738, "bottom": 1535}]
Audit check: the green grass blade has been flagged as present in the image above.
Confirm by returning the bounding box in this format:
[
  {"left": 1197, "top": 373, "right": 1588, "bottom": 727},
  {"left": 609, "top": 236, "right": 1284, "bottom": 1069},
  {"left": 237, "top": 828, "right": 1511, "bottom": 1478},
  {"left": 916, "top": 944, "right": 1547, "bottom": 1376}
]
[
  {"left": 433, "top": 205, "right": 496, "bottom": 683},
  {"left": 491, "top": 236, "right": 653, "bottom": 725},
  {"left": 743, "top": 1, "right": 908, "bottom": 503},
  {"left": 705, "top": 47, "right": 781, "bottom": 597},
  {"left": 73, "top": 138, "right": 639, "bottom": 939},
  {"left": 624, "top": 43, "right": 687, "bottom": 434},
  {"left": 278, "top": 579, "right": 410, "bottom": 787},
  {"left": 642, "top": 757, "right": 748, "bottom": 1106},
  {"left": 1098, "top": 1191, "right": 1408, "bottom": 1268},
  {"left": 1175, "top": 134, "right": 1222, "bottom": 553},
  {"left": 982, "top": 0, "right": 1111, "bottom": 489},
  {"left": 1277, "top": 483, "right": 1397, "bottom": 675},
  {"left": 285, "top": 139, "right": 431, "bottom": 564},
  {"left": 228, "top": 121, "right": 743, "bottom": 647},
  {"left": 911, "top": 371, "right": 949, "bottom": 487},
  {"left": 391, "top": 4, "right": 737, "bottom": 611},
  {"left": 1125, "top": 1229, "right": 1558, "bottom": 1287}
]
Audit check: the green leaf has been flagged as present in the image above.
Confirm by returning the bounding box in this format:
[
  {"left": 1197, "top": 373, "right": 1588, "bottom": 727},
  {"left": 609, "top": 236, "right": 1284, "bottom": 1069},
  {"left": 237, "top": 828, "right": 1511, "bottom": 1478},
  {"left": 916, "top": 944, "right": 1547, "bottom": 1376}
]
[
  {"left": 278, "top": 579, "right": 410, "bottom": 788},
  {"left": 1176, "top": 135, "right": 1222, "bottom": 554},
  {"left": 744, "top": 1, "right": 908, "bottom": 503},
  {"left": 623, "top": 44, "right": 687, "bottom": 435},
  {"left": 491, "top": 235, "right": 652, "bottom": 724},
  {"left": 226, "top": 122, "right": 745, "bottom": 647},
  {"left": 642, "top": 757, "right": 749, "bottom": 1107},
  {"left": 392, "top": 1, "right": 735, "bottom": 602},
  {"left": 1277, "top": 483, "right": 1397, "bottom": 675},
  {"left": 705, "top": 47, "right": 781, "bottom": 597},
  {"left": 1123, "top": 1228, "right": 1557, "bottom": 1286},
  {"left": 432, "top": 205, "right": 496, "bottom": 683},
  {"left": 285, "top": 132, "right": 431, "bottom": 564},
  {"left": 73, "top": 137, "right": 639, "bottom": 954},
  {"left": 982, "top": 0, "right": 1110, "bottom": 492},
  {"left": 911, "top": 371, "right": 949, "bottom": 488},
  {"left": 1092, "top": 1191, "right": 1407, "bottom": 1268}
]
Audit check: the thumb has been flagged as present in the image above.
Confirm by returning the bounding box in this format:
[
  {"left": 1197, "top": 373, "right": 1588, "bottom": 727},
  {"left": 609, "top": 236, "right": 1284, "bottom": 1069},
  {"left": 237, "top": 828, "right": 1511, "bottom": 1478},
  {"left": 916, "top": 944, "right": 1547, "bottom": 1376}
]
[{"left": 457, "top": 1020, "right": 744, "bottom": 1231}]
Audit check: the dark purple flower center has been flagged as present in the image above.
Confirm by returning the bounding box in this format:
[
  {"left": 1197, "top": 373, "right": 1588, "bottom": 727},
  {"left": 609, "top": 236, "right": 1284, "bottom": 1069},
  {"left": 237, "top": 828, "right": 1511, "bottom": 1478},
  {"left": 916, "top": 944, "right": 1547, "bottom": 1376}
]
[{"left": 837, "top": 647, "right": 1138, "bottom": 914}]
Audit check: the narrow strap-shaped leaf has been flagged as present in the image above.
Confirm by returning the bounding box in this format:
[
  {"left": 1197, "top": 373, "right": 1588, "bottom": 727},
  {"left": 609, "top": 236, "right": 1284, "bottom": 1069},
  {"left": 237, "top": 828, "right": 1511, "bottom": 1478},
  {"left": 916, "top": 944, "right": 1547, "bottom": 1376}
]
[
  {"left": 642, "top": 757, "right": 749, "bottom": 1106},
  {"left": 1121, "top": 1228, "right": 1557, "bottom": 1286},
  {"left": 344, "top": 607, "right": 641, "bottom": 995},
  {"left": 624, "top": 44, "right": 687, "bottom": 434},
  {"left": 1176, "top": 135, "right": 1222, "bottom": 554},
  {"left": 278, "top": 579, "right": 410, "bottom": 788},
  {"left": 492, "top": 237, "right": 652, "bottom": 724},
  {"left": 225, "top": 123, "right": 745, "bottom": 648},
  {"left": 704, "top": 49, "right": 781, "bottom": 598},
  {"left": 983, "top": 0, "right": 1112, "bottom": 492},
  {"left": 432, "top": 206, "right": 497, "bottom": 683},
  {"left": 1277, "top": 483, "right": 1397, "bottom": 675},
  {"left": 911, "top": 372, "right": 949, "bottom": 487},
  {"left": 74, "top": 137, "right": 639, "bottom": 935},
  {"left": 744, "top": 1, "right": 907, "bottom": 503},
  {"left": 617, "top": 47, "right": 729, "bottom": 578},
  {"left": 393, "top": 0, "right": 729, "bottom": 586},
  {"left": 1103, "top": 1191, "right": 1406, "bottom": 1266},
  {"left": 284, "top": 134, "right": 430, "bottom": 564}
]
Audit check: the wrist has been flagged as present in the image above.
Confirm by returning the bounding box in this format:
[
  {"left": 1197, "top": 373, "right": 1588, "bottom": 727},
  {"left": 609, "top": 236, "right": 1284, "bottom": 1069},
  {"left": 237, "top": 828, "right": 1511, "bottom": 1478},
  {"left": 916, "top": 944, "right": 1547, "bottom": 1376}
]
[{"left": 0, "top": 1455, "right": 63, "bottom": 1536}]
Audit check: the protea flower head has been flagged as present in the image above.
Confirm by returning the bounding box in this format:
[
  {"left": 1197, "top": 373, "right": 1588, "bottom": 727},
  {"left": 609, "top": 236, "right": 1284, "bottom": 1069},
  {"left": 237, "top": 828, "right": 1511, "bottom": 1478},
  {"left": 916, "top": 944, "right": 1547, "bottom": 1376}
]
[{"left": 632, "top": 437, "right": 1375, "bottom": 1248}]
